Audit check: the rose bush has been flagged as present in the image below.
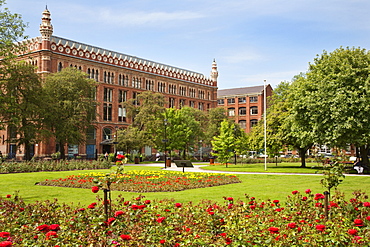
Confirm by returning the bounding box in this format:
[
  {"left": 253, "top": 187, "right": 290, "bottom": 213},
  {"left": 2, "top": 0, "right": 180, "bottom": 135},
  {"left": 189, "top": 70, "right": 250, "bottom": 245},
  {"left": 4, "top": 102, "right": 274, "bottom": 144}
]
[{"left": 1, "top": 189, "right": 369, "bottom": 246}]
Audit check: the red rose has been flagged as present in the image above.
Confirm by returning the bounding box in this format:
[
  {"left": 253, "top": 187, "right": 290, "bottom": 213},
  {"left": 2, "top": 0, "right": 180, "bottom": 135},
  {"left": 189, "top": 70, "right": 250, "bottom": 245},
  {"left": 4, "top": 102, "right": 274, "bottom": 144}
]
[
  {"left": 316, "top": 224, "right": 326, "bottom": 232},
  {"left": 287, "top": 222, "right": 297, "bottom": 229},
  {"left": 175, "top": 203, "right": 182, "bottom": 208},
  {"left": 91, "top": 186, "right": 99, "bottom": 193},
  {"left": 107, "top": 217, "right": 116, "bottom": 225},
  {"left": 227, "top": 197, "right": 234, "bottom": 201},
  {"left": 268, "top": 227, "right": 279, "bottom": 234},
  {"left": 159, "top": 240, "right": 166, "bottom": 244},
  {"left": 46, "top": 231, "right": 58, "bottom": 238},
  {"left": 115, "top": 210, "right": 124, "bottom": 217},
  {"left": 363, "top": 202, "right": 370, "bottom": 207},
  {"left": 348, "top": 229, "right": 358, "bottom": 235},
  {"left": 6, "top": 195, "right": 11, "bottom": 198},
  {"left": 144, "top": 200, "right": 151, "bottom": 204},
  {"left": 49, "top": 224, "right": 60, "bottom": 231},
  {"left": 0, "top": 232, "right": 10, "bottom": 238},
  {"left": 0, "top": 241, "right": 12, "bottom": 247},
  {"left": 366, "top": 216, "right": 370, "bottom": 221},
  {"left": 314, "top": 193, "right": 325, "bottom": 200},
  {"left": 302, "top": 196, "right": 308, "bottom": 201},
  {"left": 354, "top": 219, "right": 364, "bottom": 227},
  {"left": 292, "top": 190, "right": 299, "bottom": 195},
  {"left": 88, "top": 204, "right": 95, "bottom": 209},
  {"left": 156, "top": 217, "right": 166, "bottom": 223},
  {"left": 273, "top": 200, "right": 279, "bottom": 204},
  {"left": 36, "top": 224, "right": 50, "bottom": 233},
  {"left": 120, "top": 234, "right": 131, "bottom": 240},
  {"left": 305, "top": 189, "right": 311, "bottom": 194}
]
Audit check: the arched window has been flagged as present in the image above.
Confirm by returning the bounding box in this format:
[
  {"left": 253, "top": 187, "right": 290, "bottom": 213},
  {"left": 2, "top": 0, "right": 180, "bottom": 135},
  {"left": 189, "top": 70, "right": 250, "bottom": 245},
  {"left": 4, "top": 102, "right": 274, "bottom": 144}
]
[
  {"left": 250, "top": 106, "right": 258, "bottom": 115},
  {"left": 250, "top": 119, "right": 258, "bottom": 128},
  {"left": 239, "top": 107, "right": 247, "bottom": 116},
  {"left": 228, "top": 108, "right": 235, "bottom": 116},
  {"left": 58, "top": 62, "right": 63, "bottom": 72},
  {"left": 102, "top": 128, "right": 112, "bottom": 140}
]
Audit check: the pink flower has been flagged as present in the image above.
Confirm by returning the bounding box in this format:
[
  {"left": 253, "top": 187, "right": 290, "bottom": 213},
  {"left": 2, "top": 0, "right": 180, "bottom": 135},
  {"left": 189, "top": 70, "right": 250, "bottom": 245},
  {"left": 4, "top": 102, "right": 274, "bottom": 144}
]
[
  {"left": 91, "top": 186, "right": 99, "bottom": 193},
  {"left": 120, "top": 234, "right": 131, "bottom": 240},
  {"left": 305, "top": 189, "right": 311, "bottom": 194},
  {"left": 348, "top": 229, "right": 358, "bottom": 235},
  {"left": 316, "top": 224, "right": 326, "bottom": 232},
  {"left": 354, "top": 219, "right": 364, "bottom": 227}
]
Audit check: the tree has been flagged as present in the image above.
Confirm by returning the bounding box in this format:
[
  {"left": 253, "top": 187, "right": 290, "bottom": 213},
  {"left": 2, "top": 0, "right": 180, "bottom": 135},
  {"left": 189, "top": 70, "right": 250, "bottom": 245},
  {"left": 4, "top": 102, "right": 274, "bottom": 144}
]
[
  {"left": 0, "top": 61, "right": 45, "bottom": 160},
  {"left": 291, "top": 47, "right": 370, "bottom": 166},
  {"left": 211, "top": 120, "right": 237, "bottom": 165},
  {"left": 43, "top": 67, "right": 97, "bottom": 160},
  {"left": 202, "top": 107, "right": 228, "bottom": 146},
  {"left": 0, "top": 0, "right": 27, "bottom": 58}
]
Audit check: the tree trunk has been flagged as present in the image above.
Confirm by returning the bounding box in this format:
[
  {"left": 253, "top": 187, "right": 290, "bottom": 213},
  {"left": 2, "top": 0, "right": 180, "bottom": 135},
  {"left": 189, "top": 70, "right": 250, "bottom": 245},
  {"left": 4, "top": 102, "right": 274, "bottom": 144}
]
[
  {"left": 298, "top": 147, "right": 307, "bottom": 168},
  {"left": 24, "top": 141, "right": 32, "bottom": 161},
  {"left": 359, "top": 145, "right": 369, "bottom": 167},
  {"left": 59, "top": 140, "right": 66, "bottom": 160}
]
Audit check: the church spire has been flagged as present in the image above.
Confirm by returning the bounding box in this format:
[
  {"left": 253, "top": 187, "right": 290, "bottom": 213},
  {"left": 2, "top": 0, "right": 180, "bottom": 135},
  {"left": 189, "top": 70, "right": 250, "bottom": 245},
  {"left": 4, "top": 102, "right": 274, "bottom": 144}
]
[
  {"left": 40, "top": 7, "right": 53, "bottom": 40},
  {"left": 210, "top": 59, "right": 218, "bottom": 84}
]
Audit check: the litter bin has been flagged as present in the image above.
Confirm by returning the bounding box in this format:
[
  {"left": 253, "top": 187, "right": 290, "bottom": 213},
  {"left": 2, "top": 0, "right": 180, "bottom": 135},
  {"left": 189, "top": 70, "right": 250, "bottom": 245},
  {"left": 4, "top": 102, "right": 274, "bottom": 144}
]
[{"left": 166, "top": 158, "right": 171, "bottom": 167}]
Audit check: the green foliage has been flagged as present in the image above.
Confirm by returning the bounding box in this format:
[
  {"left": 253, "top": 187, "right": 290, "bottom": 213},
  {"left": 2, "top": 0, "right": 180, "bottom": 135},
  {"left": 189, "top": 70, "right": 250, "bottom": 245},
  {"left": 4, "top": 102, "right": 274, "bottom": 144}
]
[
  {"left": 43, "top": 67, "right": 97, "bottom": 159},
  {"left": 320, "top": 163, "right": 346, "bottom": 194},
  {"left": 211, "top": 120, "right": 237, "bottom": 165}
]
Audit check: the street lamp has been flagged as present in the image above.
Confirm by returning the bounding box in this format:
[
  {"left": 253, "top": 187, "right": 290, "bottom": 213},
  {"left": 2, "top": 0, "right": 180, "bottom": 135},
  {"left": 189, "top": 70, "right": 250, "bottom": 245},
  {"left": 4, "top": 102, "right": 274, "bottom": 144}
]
[
  {"left": 199, "top": 140, "right": 203, "bottom": 161},
  {"left": 163, "top": 119, "right": 168, "bottom": 169},
  {"left": 234, "top": 126, "right": 237, "bottom": 165}
]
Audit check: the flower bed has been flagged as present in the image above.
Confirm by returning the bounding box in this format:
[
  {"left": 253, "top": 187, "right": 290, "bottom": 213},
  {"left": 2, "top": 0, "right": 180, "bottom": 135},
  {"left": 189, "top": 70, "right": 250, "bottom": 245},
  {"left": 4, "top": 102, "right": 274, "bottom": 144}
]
[
  {"left": 37, "top": 170, "right": 241, "bottom": 192},
  {"left": 0, "top": 160, "right": 112, "bottom": 174},
  {"left": 1, "top": 190, "right": 369, "bottom": 246}
]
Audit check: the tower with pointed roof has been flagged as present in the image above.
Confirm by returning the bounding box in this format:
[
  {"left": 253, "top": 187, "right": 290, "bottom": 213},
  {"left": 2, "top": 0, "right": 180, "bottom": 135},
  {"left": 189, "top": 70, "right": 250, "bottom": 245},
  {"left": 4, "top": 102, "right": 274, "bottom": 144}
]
[
  {"left": 210, "top": 59, "right": 218, "bottom": 85},
  {"left": 39, "top": 7, "right": 53, "bottom": 74}
]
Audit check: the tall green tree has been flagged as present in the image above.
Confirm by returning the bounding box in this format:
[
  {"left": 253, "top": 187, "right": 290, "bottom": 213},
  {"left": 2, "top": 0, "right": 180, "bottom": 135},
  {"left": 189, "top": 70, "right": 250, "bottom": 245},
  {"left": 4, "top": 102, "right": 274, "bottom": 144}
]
[
  {"left": 43, "top": 67, "right": 97, "bottom": 160},
  {"left": 203, "top": 107, "right": 228, "bottom": 145},
  {"left": 291, "top": 47, "right": 370, "bottom": 165},
  {"left": 0, "top": 62, "right": 45, "bottom": 160},
  {"left": 211, "top": 120, "right": 237, "bottom": 165}
]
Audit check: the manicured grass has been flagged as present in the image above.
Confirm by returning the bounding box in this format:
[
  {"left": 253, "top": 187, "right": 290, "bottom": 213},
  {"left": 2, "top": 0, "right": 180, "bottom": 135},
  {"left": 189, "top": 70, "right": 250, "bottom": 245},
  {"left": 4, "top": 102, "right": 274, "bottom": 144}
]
[
  {"left": 201, "top": 162, "right": 351, "bottom": 174},
  {"left": 1, "top": 165, "right": 369, "bottom": 207}
]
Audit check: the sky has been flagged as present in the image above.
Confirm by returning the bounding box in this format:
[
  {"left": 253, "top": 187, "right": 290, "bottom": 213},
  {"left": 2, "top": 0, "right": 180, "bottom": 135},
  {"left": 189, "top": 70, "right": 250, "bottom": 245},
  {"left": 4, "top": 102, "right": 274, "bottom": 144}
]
[{"left": 6, "top": 0, "right": 370, "bottom": 89}]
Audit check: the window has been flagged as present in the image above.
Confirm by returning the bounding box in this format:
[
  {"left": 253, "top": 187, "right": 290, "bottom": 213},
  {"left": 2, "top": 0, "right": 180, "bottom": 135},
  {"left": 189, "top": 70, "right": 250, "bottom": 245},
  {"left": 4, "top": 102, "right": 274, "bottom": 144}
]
[
  {"left": 86, "top": 126, "right": 96, "bottom": 140},
  {"left": 238, "top": 97, "right": 246, "bottom": 103},
  {"left": 103, "top": 103, "right": 112, "bottom": 121},
  {"left": 132, "top": 77, "right": 141, "bottom": 88},
  {"left": 227, "top": 98, "right": 235, "bottom": 104},
  {"left": 58, "top": 62, "right": 63, "bottom": 72},
  {"left": 103, "top": 88, "right": 113, "bottom": 102},
  {"left": 189, "top": 88, "right": 196, "bottom": 98},
  {"left": 118, "top": 106, "right": 126, "bottom": 122},
  {"left": 250, "top": 96, "right": 258, "bottom": 103},
  {"left": 102, "top": 128, "right": 112, "bottom": 140},
  {"left": 118, "top": 90, "right": 127, "bottom": 103},
  {"left": 198, "top": 102, "right": 204, "bottom": 110},
  {"left": 190, "top": 101, "right": 195, "bottom": 108},
  {"left": 179, "top": 99, "right": 186, "bottom": 108},
  {"left": 239, "top": 107, "right": 247, "bottom": 115},
  {"left": 169, "top": 97, "right": 175, "bottom": 108},
  {"left": 228, "top": 108, "right": 235, "bottom": 116},
  {"left": 146, "top": 79, "right": 154, "bottom": 91},
  {"left": 119, "top": 74, "right": 127, "bottom": 86},
  {"left": 250, "top": 119, "right": 258, "bottom": 128},
  {"left": 250, "top": 106, "right": 258, "bottom": 115},
  {"left": 239, "top": 120, "right": 246, "bottom": 129},
  {"left": 179, "top": 86, "right": 187, "bottom": 96},
  {"left": 198, "top": 90, "right": 205, "bottom": 99},
  {"left": 133, "top": 92, "right": 140, "bottom": 106},
  {"left": 217, "top": 99, "right": 224, "bottom": 105},
  {"left": 158, "top": 82, "right": 166, "bottom": 93}
]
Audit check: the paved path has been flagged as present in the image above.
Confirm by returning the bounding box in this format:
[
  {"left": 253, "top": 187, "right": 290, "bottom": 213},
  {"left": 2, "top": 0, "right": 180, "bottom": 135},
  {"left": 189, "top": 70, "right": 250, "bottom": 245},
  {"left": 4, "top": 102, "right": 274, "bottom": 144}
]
[{"left": 128, "top": 162, "right": 366, "bottom": 177}]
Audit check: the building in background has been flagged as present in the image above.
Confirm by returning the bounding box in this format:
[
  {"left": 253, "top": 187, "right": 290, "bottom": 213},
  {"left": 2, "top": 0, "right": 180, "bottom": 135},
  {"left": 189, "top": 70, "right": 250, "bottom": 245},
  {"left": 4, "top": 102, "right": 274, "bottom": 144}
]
[
  {"left": 217, "top": 85, "right": 273, "bottom": 132},
  {"left": 0, "top": 8, "right": 218, "bottom": 159}
]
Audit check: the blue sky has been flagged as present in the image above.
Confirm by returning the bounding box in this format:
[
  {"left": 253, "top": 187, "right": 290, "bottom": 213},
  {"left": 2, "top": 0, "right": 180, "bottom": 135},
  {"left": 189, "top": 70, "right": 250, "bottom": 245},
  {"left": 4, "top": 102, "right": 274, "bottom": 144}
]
[{"left": 6, "top": 0, "right": 370, "bottom": 89}]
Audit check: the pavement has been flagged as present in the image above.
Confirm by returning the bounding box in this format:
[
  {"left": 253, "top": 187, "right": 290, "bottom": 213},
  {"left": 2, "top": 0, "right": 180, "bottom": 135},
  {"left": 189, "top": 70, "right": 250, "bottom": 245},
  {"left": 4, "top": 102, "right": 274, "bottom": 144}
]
[{"left": 128, "top": 162, "right": 367, "bottom": 177}]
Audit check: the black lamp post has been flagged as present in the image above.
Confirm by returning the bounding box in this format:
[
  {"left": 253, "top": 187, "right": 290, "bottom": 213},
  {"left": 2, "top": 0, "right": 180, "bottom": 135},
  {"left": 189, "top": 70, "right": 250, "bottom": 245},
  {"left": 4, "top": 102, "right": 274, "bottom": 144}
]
[{"left": 163, "top": 119, "right": 168, "bottom": 169}]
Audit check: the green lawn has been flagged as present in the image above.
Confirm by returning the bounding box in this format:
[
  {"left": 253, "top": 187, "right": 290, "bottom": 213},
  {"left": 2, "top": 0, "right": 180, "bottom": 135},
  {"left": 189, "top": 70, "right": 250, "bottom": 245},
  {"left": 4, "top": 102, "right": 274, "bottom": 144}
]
[{"left": 1, "top": 164, "right": 369, "bottom": 207}]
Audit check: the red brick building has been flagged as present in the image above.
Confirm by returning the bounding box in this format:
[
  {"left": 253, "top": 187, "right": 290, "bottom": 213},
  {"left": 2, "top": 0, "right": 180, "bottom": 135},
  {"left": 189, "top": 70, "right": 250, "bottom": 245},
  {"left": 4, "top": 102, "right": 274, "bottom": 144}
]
[
  {"left": 0, "top": 8, "right": 218, "bottom": 159},
  {"left": 217, "top": 85, "right": 273, "bottom": 132}
]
